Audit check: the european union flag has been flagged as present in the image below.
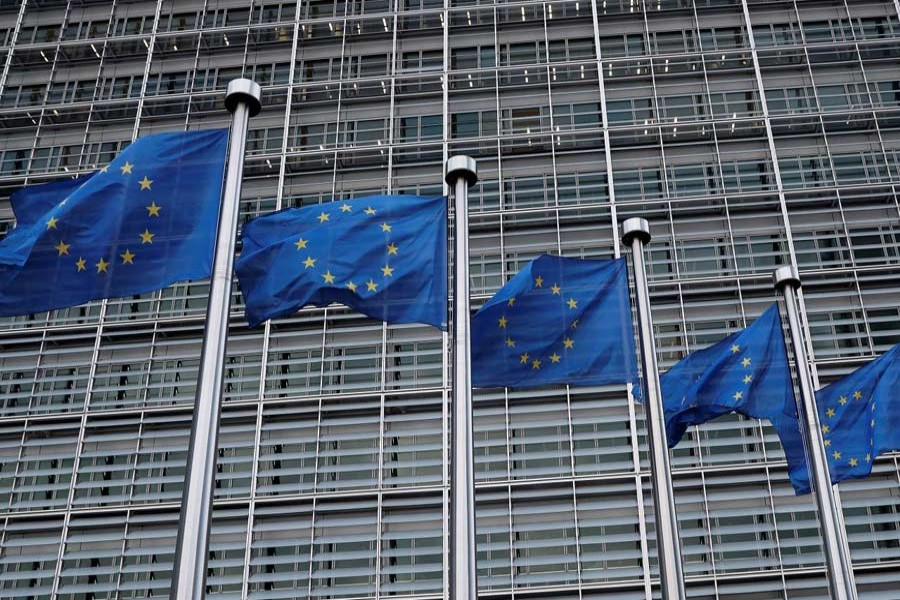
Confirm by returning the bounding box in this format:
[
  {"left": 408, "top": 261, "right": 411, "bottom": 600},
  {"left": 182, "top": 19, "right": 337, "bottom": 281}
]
[
  {"left": 470, "top": 255, "right": 638, "bottom": 389},
  {"left": 235, "top": 194, "right": 447, "bottom": 330},
  {"left": 786, "top": 345, "right": 900, "bottom": 490},
  {"left": 660, "top": 304, "right": 808, "bottom": 489},
  {"left": 0, "top": 129, "right": 228, "bottom": 317}
]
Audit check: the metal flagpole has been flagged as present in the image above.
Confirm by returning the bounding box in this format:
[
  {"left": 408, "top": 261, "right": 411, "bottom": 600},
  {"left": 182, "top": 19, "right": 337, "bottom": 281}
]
[
  {"left": 621, "top": 217, "right": 687, "bottom": 600},
  {"left": 446, "top": 155, "right": 478, "bottom": 600},
  {"left": 170, "top": 79, "right": 261, "bottom": 600},
  {"left": 774, "top": 266, "right": 858, "bottom": 600}
]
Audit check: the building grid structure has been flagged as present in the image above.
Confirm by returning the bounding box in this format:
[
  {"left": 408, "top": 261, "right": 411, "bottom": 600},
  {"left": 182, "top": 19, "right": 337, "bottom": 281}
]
[{"left": 0, "top": 0, "right": 899, "bottom": 598}]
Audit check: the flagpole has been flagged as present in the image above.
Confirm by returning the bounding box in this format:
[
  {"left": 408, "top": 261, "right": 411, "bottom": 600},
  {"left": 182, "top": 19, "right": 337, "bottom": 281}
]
[
  {"left": 170, "top": 79, "right": 261, "bottom": 600},
  {"left": 621, "top": 217, "right": 687, "bottom": 600},
  {"left": 774, "top": 266, "right": 858, "bottom": 600},
  {"left": 446, "top": 155, "right": 478, "bottom": 600}
]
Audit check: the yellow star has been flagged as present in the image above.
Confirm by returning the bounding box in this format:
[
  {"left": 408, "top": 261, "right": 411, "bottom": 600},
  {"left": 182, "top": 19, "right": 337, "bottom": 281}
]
[
  {"left": 55, "top": 240, "right": 70, "bottom": 256},
  {"left": 387, "top": 243, "right": 398, "bottom": 255},
  {"left": 146, "top": 201, "right": 161, "bottom": 217},
  {"left": 139, "top": 229, "right": 154, "bottom": 244},
  {"left": 507, "top": 297, "right": 515, "bottom": 307},
  {"left": 534, "top": 277, "right": 543, "bottom": 288},
  {"left": 865, "top": 453, "right": 871, "bottom": 462},
  {"left": 733, "top": 391, "right": 743, "bottom": 400},
  {"left": 366, "top": 279, "right": 378, "bottom": 292},
  {"left": 498, "top": 316, "right": 508, "bottom": 328},
  {"left": 731, "top": 344, "right": 740, "bottom": 354},
  {"left": 849, "top": 458, "right": 858, "bottom": 467},
  {"left": 99, "top": 164, "right": 109, "bottom": 173},
  {"left": 120, "top": 161, "right": 133, "bottom": 175},
  {"left": 563, "top": 338, "right": 574, "bottom": 349},
  {"left": 381, "top": 222, "right": 392, "bottom": 232},
  {"left": 364, "top": 207, "right": 376, "bottom": 215},
  {"left": 832, "top": 451, "right": 841, "bottom": 460},
  {"left": 381, "top": 264, "right": 394, "bottom": 277},
  {"left": 138, "top": 175, "right": 153, "bottom": 190},
  {"left": 826, "top": 408, "right": 836, "bottom": 418},
  {"left": 570, "top": 319, "right": 578, "bottom": 329},
  {"left": 95, "top": 257, "right": 109, "bottom": 273},
  {"left": 318, "top": 212, "right": 329, "bottom": 223},
  {"left": 824, "top": 439, "right": 831, "bottom": 447},
  {"left": 120, "top": 249, "right": 135, "bottom": 264},
  {"left": 853, "top": 390, "right": 862, "bottom": 400},
  {"left": 839, "top": 396, "right": 848, "bottom": 405},
  {"left": 505, "top": 337, "right": 516, "bottom": 348},
  {"left": 520, "top": 352, "right": 530, "bottom": 364},
  {"left": 46, "top": 217, "right": 58, "bottom": 229},
  {"left": 347, "top": 281, "right": 358, "bottom": 293},
  {"left": 303, "top": 256, "right": 316, "bottom": 269},
  {"left": 551, "top": 284, "right": 561, "bottom": 295},
  {"left": 741, "top": 357, "right": 751, "bottom": 367},
  {"left": 295, "top": 238, "right": 308, "bottom": 250},
  {"left": 743, "top": 374, "right": 752, "bottom": 384},
  {"left": 871, "top": 419, "right": 876, "bottom": 428},
  {"left": 550, "top": 353, "right": 561, "bottom": 363},
  {"left": 340, "top": 203, "right": 352, "bottom": 212},
  {"left": 567, "top": 298, "right": 577, "bottom": 309},
  {"left": 322, "top": 271, "right": 335, "bottom": 284},
  {"left": 822, "top": 425, "right": 830, "bottom": 434},
  {"left": 531, "top": 359, "right": 541, "bottom": 370},
  {"left": 75, "top": 257, "right": 86, "bottom": 272}
]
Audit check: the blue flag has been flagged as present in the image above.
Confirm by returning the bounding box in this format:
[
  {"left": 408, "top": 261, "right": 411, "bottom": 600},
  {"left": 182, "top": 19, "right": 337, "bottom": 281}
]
[
  {"left": 660, "top": 304, "right": 809, "bottom": 490},
  {"left": 470, "top": 255, "right": 638, "bottom": 389},
  {"left": 0, "top": 129, "right": 228, "bottom": 317},
  {"left": 235, "top": 194, "right": 447, "bottom": 330},
  {"left": 786, "top": 345, "right": 900, "bottom": 491}
]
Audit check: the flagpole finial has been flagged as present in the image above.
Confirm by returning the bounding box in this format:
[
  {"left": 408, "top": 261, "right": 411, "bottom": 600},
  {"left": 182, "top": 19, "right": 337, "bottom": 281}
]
[
  {"left": 446, "top": 155, "right": 478, "bottom": 187},
  {"left": 225, "top": 79, "right": 262, "bottom": 117},
  {"left": 773, "top": 265, "right": 800, "bottom": 290},
  {"left": 621, "top": 217, "right": 650, "bottom": 245}
]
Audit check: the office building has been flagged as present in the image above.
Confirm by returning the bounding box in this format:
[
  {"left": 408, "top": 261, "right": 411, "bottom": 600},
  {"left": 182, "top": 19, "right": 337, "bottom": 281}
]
[{"left": 0, "top": 0, "right": 899, "bottom": 598}]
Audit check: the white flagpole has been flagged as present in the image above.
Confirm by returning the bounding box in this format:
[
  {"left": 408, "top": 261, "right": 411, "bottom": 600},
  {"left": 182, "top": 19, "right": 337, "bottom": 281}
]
[
  {"left": 621, "top": 217, "right": 687, "bottom": 600},
  {"left": 446, "top": 155, "right": 478, "bottom": 600},
  {"left": 170, "top": 79, "right": 261, "bottom": 600},
  {"left": 774, "top": 266, "right": 858, "bottom": 600}
]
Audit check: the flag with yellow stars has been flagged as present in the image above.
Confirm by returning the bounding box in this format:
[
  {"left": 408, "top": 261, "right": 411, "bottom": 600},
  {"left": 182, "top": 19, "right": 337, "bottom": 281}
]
[
  {"left": 470, "top": 255, "right": 638, "bottom": 388},
  {"left": 786, "top": 344, "right": 900, "bottom": 492},
  {"left": 660, "top": 304, "right": 809, "bottom": 491},
  {"left": 0, "top": 129, "right": 227, "bottom": 317},
  {"left": 234, "top": 194, "right": 447, "bottom": 329}
]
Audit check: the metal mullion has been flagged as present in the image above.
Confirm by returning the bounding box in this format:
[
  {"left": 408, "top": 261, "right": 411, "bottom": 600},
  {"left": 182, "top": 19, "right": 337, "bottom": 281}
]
[
  {"left": 183, "top": 11, "right": 206, "bottom": 130},
  {"left": 385, "top": 0, "right": 399, "bottom": 195},
  {"left": 565, "top": 393, "right": 583, "bottom": 590},
  {"left": 329, "top": 2, "right": 351, "bottom": 199},
  {"left": 239, "top": 400, "right": 265, "bottom": 600},
  {"left": 130, "top": 0, "right": 160, "bottom": 142},
  {"left": 116, "top": 411, "right": 145, "bottom": 510},
  {"left": 0, "top": 0, "right": 27, "bottom": 96},
  {"left": 623, "top": 383, "right": 652, "bottom": 599},
  {"left": 306, "top": 496, "right": 319, "bottom": 599},
  {"left": 46, "top": 411, "right": 88, "bottom": 600},
  {"left": 505, "top": 481, "right": 514, "bottom": 591},
  {"left": 739, "top": 0, "right": 821, "bottom": 397},
  {"left": 24, "top": 330, "right": 48, "bottom": 417},
  {"left": 697, "top": 464, "right": 719, "bottom": 597},
  {"left": 4, "top": 416, "right": 29, "bottom": 515},
  {"left": 541, "top": 4, "right": 561, "bottom": 229},
  {"left": 642, "top": 1, "right": 672, "bottom": 216},
  {"left": 589, "top": 0, "right": 618, "bottom": 257}
]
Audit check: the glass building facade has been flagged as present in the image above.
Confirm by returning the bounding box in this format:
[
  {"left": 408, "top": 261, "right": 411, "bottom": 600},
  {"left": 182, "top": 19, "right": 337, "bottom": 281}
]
[{"left": 0, "top": 0, "right": 899, "bottom": 598}]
